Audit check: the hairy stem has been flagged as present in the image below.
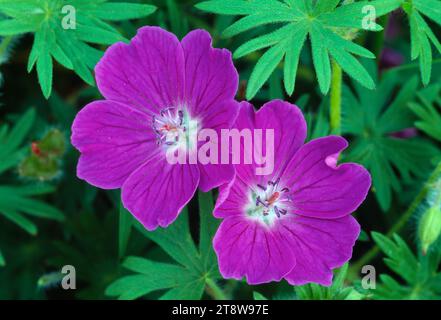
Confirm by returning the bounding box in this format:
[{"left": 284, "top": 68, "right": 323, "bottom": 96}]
[
  {"left": 348, "top": 160, "right": 441, "bottom": 280},
  {"left": 330, "top": 60, "right": 342, "bottom": 134},
  {"left": 205, "top": 278, "right": 228, "bottom": 300}
]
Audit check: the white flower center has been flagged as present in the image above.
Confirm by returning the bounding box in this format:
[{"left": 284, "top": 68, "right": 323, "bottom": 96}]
[
  {"left": 245, "top": 178, "right": 291, "bottom": 226},
  {"left": 152, "top": 108, "right": 198, "bottom": 152}
]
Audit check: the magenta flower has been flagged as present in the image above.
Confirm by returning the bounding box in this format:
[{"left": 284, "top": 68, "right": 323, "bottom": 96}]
[
  {"left": 71, "top": 27, "right": 239, "bottom": 230},
  {"left": 213, "top": 101, "right": 371, "bottom": 286}
]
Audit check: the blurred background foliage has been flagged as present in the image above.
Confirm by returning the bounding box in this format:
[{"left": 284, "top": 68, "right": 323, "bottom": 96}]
[{"left": 0, "top": 0, "right": 441, "bottom": 300}]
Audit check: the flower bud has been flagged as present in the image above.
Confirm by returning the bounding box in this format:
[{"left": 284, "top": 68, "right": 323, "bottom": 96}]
[
  {"left": 418, "top": 206, "right": 441, "bottom": 254},
  {"left": 18, "top": 129, "right": 66, "bottom": 181}
]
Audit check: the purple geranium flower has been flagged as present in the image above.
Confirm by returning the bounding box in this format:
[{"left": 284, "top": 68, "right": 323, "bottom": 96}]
[
  {"left": 213, "top": 101, "right": 372, "bottom": 286},
  {"left": 71, "top": 27, "right": 239, "bottom": 230}
]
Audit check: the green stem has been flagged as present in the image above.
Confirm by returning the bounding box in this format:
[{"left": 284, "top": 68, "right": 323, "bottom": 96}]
[
  {"left": 330, "top": 60, "right": 342, "bottom": 134},
  {"left": 205, "top": 278, "right": 228, "bottom": 300},
  {"left": 348, "top": 160, "right": 441, "bottom": 280}
]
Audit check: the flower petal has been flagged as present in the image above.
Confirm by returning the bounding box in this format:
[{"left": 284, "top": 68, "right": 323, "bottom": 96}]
[
  {"left": 197, "top": 100, "right": 239, "bottom": 192},
  {"left": 213, "top": 175, "right": 248, "bottom": 218},
  {"left": 181, "top": 29, "right": 238, "bottom": 117},
  {"left": 284, "top": 136, "right": 371, "bottom": 219},
  {"left": 71, "top": 100, "right": 156, "bottom": 189},
  {"left": 181, "top": 30, "right": 239, "bottom": 192},
  {"left": 95, "top": 26, "right": 185, "bottom": 114},
  {"left": 255, "top": 100, "right": 307, "bottom": 178},
  {"left": 198, "top": 163, "right": 235, "bottom": 193},
  {"left": 213, "top": 216, "right": 296, "bottom": 285},
  {"left": 280, "top": 215, "right": 360, "bottom": 286},
  {"left": 233, "top": 100, "right": 307, "bottom": 185},
  {"left": 121, "top": 154, "right": 200, "bottom": 231}
]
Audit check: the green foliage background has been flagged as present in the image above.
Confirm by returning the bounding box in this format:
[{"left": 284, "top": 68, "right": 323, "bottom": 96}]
[{"left": 0, "top": 0, "right": 441, "bottom": 300}]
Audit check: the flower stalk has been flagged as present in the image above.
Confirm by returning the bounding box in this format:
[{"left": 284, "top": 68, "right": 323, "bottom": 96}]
[
  {"left": 205, "top": 278, "right": 228, "bottom": 300},
  {"left": 330, "top": 60, "right": 342, "bottom": 134}
]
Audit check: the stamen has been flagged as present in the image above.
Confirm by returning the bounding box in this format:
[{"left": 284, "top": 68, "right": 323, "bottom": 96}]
[
  {"left": 178, "top": 110, "right": 184, "bottom": 125},
  {"left": 251, "top": 179, "right": 291, "bottom": 221},
  {"left": 274, "top": 206, "right": 281, "bottom": 218},
  {"left": 152, "top": 108, "right": 188, "bottom": 147},
  {"left": 256, "top": 196, "right": 268, "bottom": 208}
]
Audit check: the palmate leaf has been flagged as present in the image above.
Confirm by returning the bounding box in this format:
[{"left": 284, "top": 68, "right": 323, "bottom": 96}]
[
  {"left": 0, "top": 0, "right": 156, "bottom": 98},
  {"left": 0, "top": 184, "right": 64, "bottom": 235},
  {"left": 409, "top": 83, "right": 441, "bottom": 142},
  {"left": 295, "top": 264, "right": 365, "bottom": 300},
  {"left": 0, "top": 109, "right": 63, "bottom": 265},
  {"left": 403, "top": 0, "right": 441, "bottom": 85},
  {"left": 107, "top": 191, "right": 221, "bottom": 300},
  {"left": 372, "top": 232, "right": 441, "bottom": 299},
  {"left": 196, "top": 0, "right": 401, "bottom": 99},
  {"left": 342, "top": 60, "right": 440, "bottom": 211},
  {"left": 0, "top": 108, "right": 35, "bottom": 174}
]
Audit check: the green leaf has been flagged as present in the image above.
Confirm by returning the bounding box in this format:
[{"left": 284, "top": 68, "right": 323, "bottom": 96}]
[
  {"left": 0, "top": 111, "right": 63, "bottom": 233},
  {"left": 0, "top": 0, "right": 157, "bottom": 98},
  {"left": 0, "top": 185, "right": 64, "bottom": 221},
  {"left": 413, "top": 0, "right": 441, "bottom": 25},
  {"left": 36, "top": 49, "right": 53, "bottom": 99},
  {"left": 313, "top": 0, "right": 341, "bottom": 15},
  {"left": 159, "top": 281, "right": 206, "bottom": 300},
  {"left": 409, "top": 84, "right": 441, "bottom": 142},
  {"left": 0, "top": 18, "right": 38, "bottom": 35},
  {"left": 372, "top": 232, "right": 441, "bottom": 299},
  {"left": 196, "top": 0, "right": 389, "bottom": 98},
  {"left": 89, "top": 3, "right": 157, "bottom": 21},
  {"left": 2, "top": 108, "right": 35, "bottom": 152},
  {"left": 1, "top": 208, "right": 37, "bottom": 235},
  {"left": 284, "top": 24, "right": 308, "bottom": 95},
  {"left": 310, "top": 25, "right": 331, "bottom": 94},
  {"left": 0, "top": 108, "right": 35, "bottom": 173},
  {"left": 342, "top": 60, "right": 440, "bottom": 211},
  {"left": 403, "top": 0, "right": 441, "bottom": 86},
  {"left": 106, "top": 272, "right": 180, "bottom": 300},
  {"left": 110, "top": 205, "right": 222, "bottom": 300},
  {"left": 74, "top": 25, "right": 125, "bottom": 45},
  {"left": 246, "top": 41, "right": 285, "bottom": 100},
  {"left": 295, "top": 263, "right": 364, "bottom": 300},
  {"left": 253, "top": 292, "right": 268, "bottom": 300},
  {"left": 134, "top": 208, "right": 200, "bottom": 270}
]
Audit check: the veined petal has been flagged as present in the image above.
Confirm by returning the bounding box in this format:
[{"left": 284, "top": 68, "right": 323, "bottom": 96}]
[
  {"left": 232, "top": 101, "right": 307, "bottom": 186},
  {"left": 284, "top": 136, "right": 371, "bottom": 219},
  {"left": 197, "top": 100, "right": 239, "bottom": 191},
  {"left": 213, "top": 175, "right": 248, "bottom": 219},
  {"left": 95, "top": 26, "right": 185, "bottom": 114},
  {"left": 213, "top": 216, "right": 296, "bottom": 285},
  {"left": 182, "top": 30, "right": 240, "bottom": 192},
  {"left": 71, "top": 100, "right": 156, "bottom": 189},
  {"left": 182, "top": 29, "right": 238, "bottom": 117},
  {"left": 281, "top": 215, "right": 360, "bottom": 286},
  {"left": 121, "top": 154, "right": 200, "bottom": 231}
]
